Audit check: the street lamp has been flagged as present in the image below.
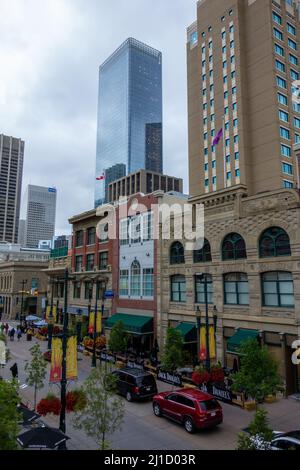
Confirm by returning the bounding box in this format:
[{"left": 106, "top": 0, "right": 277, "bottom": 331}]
[
  {"left": 19, "top": 280, "right": 28, "bottom": 328},
  {"left": 195, "top": 306, "right": 201, "bottom": 365},
  {"left": 47, "top": 278, "right": 56, "bottom": 350},
  {"left": 76, "top": 309, "right": 83, "bottom": 345},
  {"left": 91, "top": 281, "right": 99, "bottom": 368},
  {"left": 196, "top": 273, "right": 210, "bottom": 372}
]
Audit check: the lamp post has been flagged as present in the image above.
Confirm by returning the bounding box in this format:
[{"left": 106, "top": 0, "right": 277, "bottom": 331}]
[
  {"left": 76, "top": 309, "right": 83, "bottom": 345},
  {"left": 196, "top": 306, "right": 201, "bottom": 365},
  {"left": 196, "top": 273, "right": 210, "bottom": 372},
  {"left": 91, "top": 281, "right": 99, "bottom": 368},
  {"left": 47, "top": 278, "right": 55, "bottom": 350},
  {"left": 59, "top": 267, "right": 74, "bottom": 445},
  {"left": 20, "top": 280, "right": 28, "bottom": 328}
]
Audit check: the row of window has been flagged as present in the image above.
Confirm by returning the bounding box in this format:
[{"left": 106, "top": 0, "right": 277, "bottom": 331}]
[
  {"left": 170, "top": 227, "right": 291, "bottom": 265},
  {"left": 201, "top": 12, "right": 234, "bottom": 38},
  {"left": 170, "top": 271, "right": 295, "bottom": 308},
  {"left": 75, "top": 252, "right": 108, "bottom": 272},
  {"left": 75, "top": 226, "right": 108, "bottom": 247},
  {"left": 119, "top": 213, "right": 153, "bottom": 246},
  {"left": 73, "top": 280, "right": 106, "bottom": 300},
  {"left": 273, "top": 11, "right": 297, "bottom": 37},
  {"left": 119, "top": 261, "right": 154, "bottom": 298}
]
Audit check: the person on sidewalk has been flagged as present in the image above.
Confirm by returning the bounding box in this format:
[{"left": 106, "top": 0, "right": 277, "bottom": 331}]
[
  {"left": 10, "top": 362, "right": 18, "bottom": 379},
  {"left": 0, "top": 323, "right": 4, "bottom": 334},
  {"left": 4, "top": 323, "right": 9, "bottom": 335},
  {"left": 9, "top": 327, "right": 15, "bottom": 341},
  {"left": 17, "top": 328, "right": 22, "bottom": 341}
]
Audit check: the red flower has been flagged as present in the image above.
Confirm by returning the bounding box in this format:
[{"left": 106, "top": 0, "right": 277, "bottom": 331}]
[
  {"left": 37, "top": 396, "right": 61, "bottom": 416},
  {"left": 210, "top": 367, "right": 225, "bottom": 383},
  {"left": 192, "top": 370, "right": 210, "bottom": 385}
]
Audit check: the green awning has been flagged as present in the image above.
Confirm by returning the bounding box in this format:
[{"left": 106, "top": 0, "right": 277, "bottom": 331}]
[
  {"left": 105, "top": 313, "right": 153, "bottom": 335},
  {"left": 175, "top": 323, "right": 197, "bottom": 343},
  {"left": 227, "top": 329, "right": 259, "bottom": 354}
]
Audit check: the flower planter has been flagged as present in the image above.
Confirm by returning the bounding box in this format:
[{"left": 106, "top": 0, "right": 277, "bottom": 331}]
[
  {"left": 264, "top": 395, "right": 277, "bottom": 404},
  {"left": 244, "top": 401, "right": 256, "bottom": 411}
]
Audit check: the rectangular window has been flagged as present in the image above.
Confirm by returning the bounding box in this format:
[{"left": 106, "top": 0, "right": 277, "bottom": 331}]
[
  {"left": 143, "top": 212, "right": 153, "bottom": 241},
  {"left": 223, "top": 76, "right": 228, "bottom": 84},
  {"left": 73, "top": 282, "right": 81, "bottom": 299},
  {"left": 275, "top": 44, "right": 284, "bottom": 56},
  {"left": 272, "top": 11, "right": 282, "bottom": 25},
  {"left": 212, "top": 160, "right": 216, "bottom": 169},
  {"left": 233, "top": 118, "right": 238, "bottom": 127},
  {"left": 225, "top": 122, "right": 230, "bottom": 131},
  {"left": 212, "top": 176, "right": 217, "bottom": 185},
  {"left": 293, "top": 102, "right": 300, "bottom": 113},
  {"left": 86, "top": 254, "right": 94, "bottom": 271},
  {"left": 279, "top": 109, "right": 289, "bottom": 122},
  {"left": 75, "top": 255, "right": 83, "bottom": 272},
  {"left": 75, "top": 230, "right": 83, "bottom": 247},
  {"left": 280, "top": 127, "right": 290, "bottom": 140},
  {"left": 211, "top": 114, "right": 215, "bottom": 122},
  {"left": 229, "top": 25, "right": 234, "bottom": 33},
  {"left": 204, "top": 148, "right": 208, "bottom": 155},
  {"left": 295, "top": 133, "right": 300, "bottom": 143},
  {"left": 204, "top": 163, "right": 208, "bottom": 171},
  {"left": 225, "top": 138, "right": 230, "bottom": 147},
  {"left": 288, "top": 38, "right": 297, "bottom": 50},
  {"left": 283, "top": 180, "right": 293, "bottom": 188},
  {"left": 227, "top": 171, "right": 232, "bottom": 180},
  {"left": 294, "top": 117, "right": 300, "bottom": 128},
  {"left": 171, "top": 276, "right": 186, "bottom": 302},
  {"left": 224, "top": 273, "right": 249, "bottom": 305},
  {"left": 99, "top": 251, "right": 108, "bottom": 270},
  {"left": 230, "top": 40, "right": 234, "bottom": 49},
  {"left": 231, "top": 70, "right": 236, "bottom": 79},
  {"left": 287, "top": 22, "right": 296, "bottom": 36},
  {"left": 120, "top": 218, "right": 129, "bottom": 246},
  {"left": 87, "top": 227, "right": 96, "bottom": 245},
  {"left": 281, "top": 144, "right": 292, "bottom": 158},
  {"left": 291, "top": 69, "right": 299, "bottom": 81},
  {"left": 222, "top": 46, "right": 226, "bottom": 54},
  {"left": 224, "top": 107, "right": 229, "bottom": 115},
  {"left": 289, "top": 53, "right": 298, "bottom": 65},
  {"left": 278, "top": 92, "right": 288, "bottom": 105},
  {"left": 224, "top": 91, "right": 228, "bottom": 99},
  {"left": 143, "top": 268, "right": 154, "bottom": 297},
  {"left": 233, "top": 102, "right": 237, "bottom": 111},
  {"left": 84, "top": 281, "right": 92, "bottom": 300},
  {"left": 203, "top": 117, "right": 207, "bottom": 125},
  {"left": 275, "top": 59, "right": 285, "bottom": 73},
  {"left": 205, "top": 179, "right": 209, "bottom": 187},
  {"left": 234, "top": 135, "right": 239, "bottom": 144},
  {"left": 282, "top": 162, "right": 293, "bottom": 174},
  {"left": 222, "top": 31, "right": 226, "bottom": 39},
  {"left": 129, "top": 215, "right": 141, "bottom": 244},
  {"left": 119, "top": 270, "right": 129, "bottom": 296},
  {"left": 210, "top": 99, "right": 214, "bottom": 107},
  {"left": 226, "top": 155, "right": 230, "bottom": 163},
  {"left": 235, "top": 169, "right": 240, "bottom": 177},
  {"left": 223, "top": 60, "right": 227, "bottom": 69},
  {"left": 274, "top": 27, "right": 283, "bottom": 41},
  {"left": 232, "top": 86, "right": 237, "bottom": 95},
  {"left": 262, "top": 272, "right": 294, "bottom": 307},
  {"left": 235, "top": 152, "right": 239, "bottom": 160}
]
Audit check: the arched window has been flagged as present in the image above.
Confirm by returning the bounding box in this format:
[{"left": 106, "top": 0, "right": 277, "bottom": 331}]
[
  {"left": 130, "top": 261, "right": 141, "bottom": 297},
  {"left": 222, "top": 233, "right": 247, "bottom": 261},
  {"left": 170, "top": 241, "right": 185, "bottom": 264},
  {"left": 259, "top": 227, "right": 291, "bottom": 258},
  {"left": 224, "top": 273, "right": 249, "bottom": 305},
  {"left": 193, "top": 239, "right": 212, "bottom": 263},
  {"left": 170, "top": 275, "right": 186, "bottom": 302},
  {"left": 262, "top": 272, "right": 294, "bottom": 307}
]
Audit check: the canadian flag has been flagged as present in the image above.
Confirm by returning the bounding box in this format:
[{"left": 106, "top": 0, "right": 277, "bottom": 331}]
[{"left": 96, "top": 174, "right": 105, "bottom": 181}]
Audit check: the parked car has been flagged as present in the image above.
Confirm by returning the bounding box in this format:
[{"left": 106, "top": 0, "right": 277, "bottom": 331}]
[
  {"left": 152, "top": 388, "right": 223, "bottom": 433},
  {"left": 111, "top": 367, "right": 158, "bottom": 402},
  {"left": 251, "top": 431, "right": 300, "bottom": 450}
]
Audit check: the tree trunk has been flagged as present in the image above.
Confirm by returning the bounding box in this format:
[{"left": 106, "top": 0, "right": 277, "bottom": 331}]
[{"left": 34, "top": 385, "right": 37, "bottom": 410}]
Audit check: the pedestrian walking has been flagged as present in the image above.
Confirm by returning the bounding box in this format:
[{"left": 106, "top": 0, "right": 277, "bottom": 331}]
[
  {"left": 0, "top": 323, "right": 4, "bottom": 334},
  {"left": 4, "top": 323, "right": 9, "bottom": 335},
  {"left": 10, "top": 362, "right": 18, "bottom": 379},
  {"left": 10, "top": 327, "right": 15, "bottom": 341},
  {"left": 17, "top": 328, "right": 22, "bottom": 341}
]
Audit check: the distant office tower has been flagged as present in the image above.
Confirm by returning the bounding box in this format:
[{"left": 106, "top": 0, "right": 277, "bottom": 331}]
[
  {"left": 18, "top": 219, "right": 26, "bottom": 246},
  {"left": 187, "top": 0, "right": 300, "bottom": 198},
  {"left": 0, "top": 134, "right": 24, "bottom": 243},
  {"left": 53, "top": 235, "right": 71, "bottom": 249},
  {"left": 95, "top": 37, "right": 163, "bottom": 206},
  {"left": 25, "top": 185, "right": 57, "bottom": 248}
]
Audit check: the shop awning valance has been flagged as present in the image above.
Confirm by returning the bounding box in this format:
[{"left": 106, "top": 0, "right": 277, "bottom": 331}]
[
  {"left": 175, "top": 322, "right": 197, "bottom": 343},
  {"left": 227, "top": 329, "right": 259, "bottom": 354},
  {"left": 105, "top": 313, "right": 153, "bottom": 335}
]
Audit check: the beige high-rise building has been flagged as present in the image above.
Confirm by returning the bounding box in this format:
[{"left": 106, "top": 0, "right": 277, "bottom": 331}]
[{"left": 187, "top": 0, "right": 300, "bottom": 197}]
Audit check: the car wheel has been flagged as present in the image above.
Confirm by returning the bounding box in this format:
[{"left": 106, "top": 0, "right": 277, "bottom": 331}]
[
  {"left": 126, "top": 391, "right": 133, "bottom": 402},
  {"left": 153, "top": 402, "right": 162, "bottom": 417},
  {"left": 184, "top": 417, "right": 195, "bottom": 434}
]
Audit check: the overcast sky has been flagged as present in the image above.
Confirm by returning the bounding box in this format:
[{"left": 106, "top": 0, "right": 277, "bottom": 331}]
[{"left": 0, "top": 0, "right": 196, "bottom": 234}]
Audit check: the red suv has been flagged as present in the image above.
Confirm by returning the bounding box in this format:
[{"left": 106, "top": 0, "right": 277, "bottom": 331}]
[{"left": 152, "top": 388, "right": 223, "bottom": 433}]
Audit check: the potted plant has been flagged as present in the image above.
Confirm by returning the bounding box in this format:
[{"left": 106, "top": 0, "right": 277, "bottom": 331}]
[
  {"left": 37, "top": 393, "right": 61, "bottom": 416},
  {"left": 192, "top": 365, "right": 210, "bottom": 386}
]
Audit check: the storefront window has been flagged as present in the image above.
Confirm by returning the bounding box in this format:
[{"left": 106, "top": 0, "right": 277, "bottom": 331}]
[
  {"left": 262, "top": 272, "right": 294, "bottom": 307},
  {"left": 171, "top": 275, "right": 186, "bottom": 302},
  {"left": 224, "top": 273, "right": 249, "bottom": 305}
]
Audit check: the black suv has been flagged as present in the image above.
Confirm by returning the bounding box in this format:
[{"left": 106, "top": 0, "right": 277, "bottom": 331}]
[{"left": 112, "top": 367, "right": 158, "bottom": 402}]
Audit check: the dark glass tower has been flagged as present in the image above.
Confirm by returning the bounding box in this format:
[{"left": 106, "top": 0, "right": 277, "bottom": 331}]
[{"left": 95, "top": 38, "right": 163, "bottom": 206}]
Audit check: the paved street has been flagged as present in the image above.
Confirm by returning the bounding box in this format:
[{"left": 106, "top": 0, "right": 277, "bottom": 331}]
[{"left": 1, "top": 327, "right": 300, "bottom": 451}]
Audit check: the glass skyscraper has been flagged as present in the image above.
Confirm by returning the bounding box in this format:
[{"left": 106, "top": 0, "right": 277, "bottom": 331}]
[{"left": 95, "top": 38, "right": 163, "bottom": 207}]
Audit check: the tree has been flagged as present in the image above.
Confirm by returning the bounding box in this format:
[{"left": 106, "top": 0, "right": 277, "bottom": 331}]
[
  {"left": 161, "top": 328, "right": 185, "bottom": 372},
  {"left": 108, "top": 321, "right": 128, "bottom": 354},
  {"left": 0, "top": 380, "right": 20, "bottom": 450},
  {"left": 0, "top": 332, "right": 10, "bottom": 363},
  {"left": 25, "top": 344, "right": 47, "bottom": 410},
  {"left": 72, "top": 365, "right": 125, "bottom": 450},
  {"left": 231, "top": 339, "right": 282, "bottom": 405},
  {"left": 237, "top": 409, "right": 274, "bottom": 450}
]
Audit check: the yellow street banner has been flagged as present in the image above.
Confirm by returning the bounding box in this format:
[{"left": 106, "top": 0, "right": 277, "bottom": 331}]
[
  {"left": 50, "top": 337, "right": 62, "bottom": 382},
  {"left": 200, "top": 325, "right": 216, "bottom": 361},
  {"left": 67, "top": 335, "right": 77, "bottom": 380},
  {"left": 88, "top": 311, "right": 102, "bottom": 334},
  {"left": 46, "top": 305, "right": 57, "bottom": 322}
]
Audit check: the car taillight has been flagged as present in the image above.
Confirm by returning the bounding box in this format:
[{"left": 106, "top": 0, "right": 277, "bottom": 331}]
[{"left": 133, "top": 386, "right": 140, "bottom": 394}]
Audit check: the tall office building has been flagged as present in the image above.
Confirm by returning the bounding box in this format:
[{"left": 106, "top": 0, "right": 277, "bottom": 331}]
[
  {"left": 187, "top": 0, "right": 300, "bottom": 198},
  {"left": 95, "top": 37, "right": 163, "bottom": 206},
  {"left": 0, "top": 134, "right": 24, "bottom": 243},
  {"left": 25, "top": 185, "right": 57, "bottom": 248}
]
